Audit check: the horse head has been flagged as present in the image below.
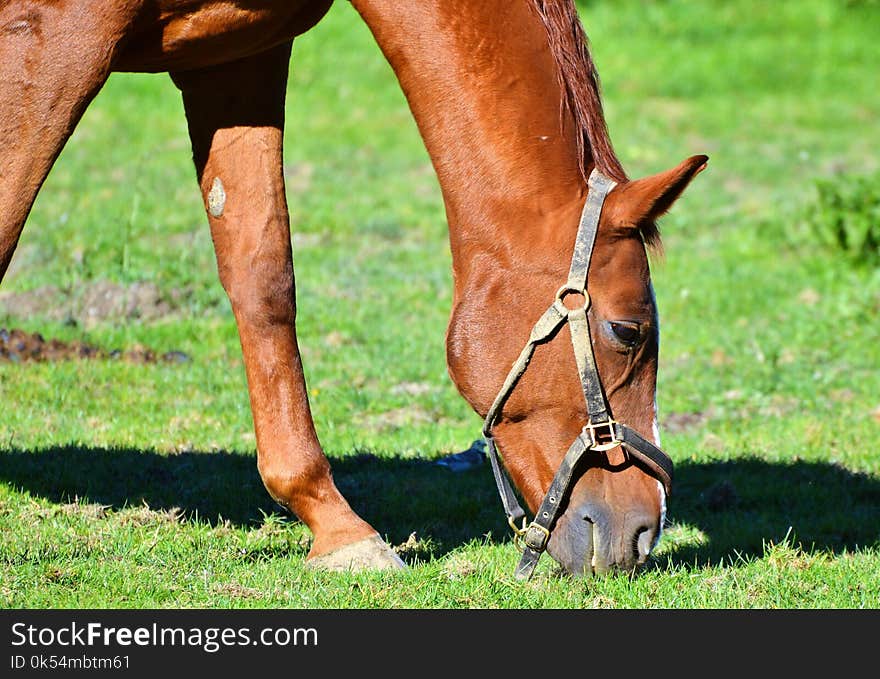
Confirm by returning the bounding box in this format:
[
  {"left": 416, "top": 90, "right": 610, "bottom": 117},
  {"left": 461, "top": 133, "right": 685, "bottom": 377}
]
[{"left": 447, "top": 155, "right": 707, "bottom": 577}]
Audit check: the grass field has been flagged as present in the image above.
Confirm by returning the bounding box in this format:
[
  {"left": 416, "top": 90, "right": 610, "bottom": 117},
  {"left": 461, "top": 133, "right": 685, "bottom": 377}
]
[{"left": 1, "top": 0, "right": 879, "bottom": 608}]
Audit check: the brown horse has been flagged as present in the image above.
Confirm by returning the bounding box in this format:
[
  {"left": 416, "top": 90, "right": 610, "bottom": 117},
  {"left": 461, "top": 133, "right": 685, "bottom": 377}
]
[{"left": 0, "top": 0, "right": 707, "bottom": 577}]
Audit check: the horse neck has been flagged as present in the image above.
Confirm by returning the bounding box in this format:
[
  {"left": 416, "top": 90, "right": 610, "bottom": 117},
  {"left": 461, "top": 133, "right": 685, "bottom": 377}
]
[{"left": 352, "top": 0, "right": 592, "bottom": 282}]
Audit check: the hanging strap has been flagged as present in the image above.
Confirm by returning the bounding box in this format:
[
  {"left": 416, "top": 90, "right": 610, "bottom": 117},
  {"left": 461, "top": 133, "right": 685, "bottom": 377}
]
[{"left": 481, "top": 301, "right": 569, "bottom": 533}]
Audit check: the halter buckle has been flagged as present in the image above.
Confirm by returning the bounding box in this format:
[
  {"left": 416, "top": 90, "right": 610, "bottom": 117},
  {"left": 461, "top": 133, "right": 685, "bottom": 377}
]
[
  {"left": 522, "top": 522, "right": 551, "bottom": 552},
  {"left": 584, "top": 420, "right": 622, "bottom": 452}
]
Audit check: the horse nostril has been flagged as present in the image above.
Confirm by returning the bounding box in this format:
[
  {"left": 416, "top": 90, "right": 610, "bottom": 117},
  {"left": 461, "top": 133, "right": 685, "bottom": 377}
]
[{"left": 635, "top": 525, "right": 657, "bottom": 560}]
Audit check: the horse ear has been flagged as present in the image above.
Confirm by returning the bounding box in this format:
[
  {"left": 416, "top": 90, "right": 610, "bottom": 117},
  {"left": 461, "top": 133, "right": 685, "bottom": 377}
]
[{"left": 608, "top": 155, "right": 708, "bottom": 227}]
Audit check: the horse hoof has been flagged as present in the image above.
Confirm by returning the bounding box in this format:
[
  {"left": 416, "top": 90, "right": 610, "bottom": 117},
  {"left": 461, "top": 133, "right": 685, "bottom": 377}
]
[{"left": 306, "top": 535, "right": 407, "bottom": 573}]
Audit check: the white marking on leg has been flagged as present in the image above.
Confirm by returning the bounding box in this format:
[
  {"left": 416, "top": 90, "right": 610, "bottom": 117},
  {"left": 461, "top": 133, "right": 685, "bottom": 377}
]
[{"left": 207, "top": 177, "right": 226, "bottom": 217}]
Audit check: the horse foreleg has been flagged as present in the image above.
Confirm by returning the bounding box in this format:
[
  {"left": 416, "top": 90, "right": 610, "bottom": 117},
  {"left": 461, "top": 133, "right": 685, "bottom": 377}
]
[
  {"left": 171, "top": 44, "right": 404, "bottom": 571},
  {"left": 0, "top": 1, "right": 139, "bottom": 280}
]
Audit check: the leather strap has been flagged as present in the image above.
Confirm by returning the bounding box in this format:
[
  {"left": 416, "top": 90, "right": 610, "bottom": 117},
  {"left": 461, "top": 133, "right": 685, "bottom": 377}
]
[
  {"left": 568, "top": 305, "right": 610, "bottom": 424},
  {"left": 481, "top": 302, "right": 568, "bottom": 532},
  {"left": 514, "top": 433, "right": 590, "bottom": 580},
  {"left": 566, "top": 171, "right": 617, "bottom": 292},
  {"left": 616, "top": 423, "right": 673, "bottom": 496},
  {"left": 482, "top": 302, "right": 568, "bottom": 439},
  {"left": 485, "top": 436, "right": 526, "bottom": 526}
]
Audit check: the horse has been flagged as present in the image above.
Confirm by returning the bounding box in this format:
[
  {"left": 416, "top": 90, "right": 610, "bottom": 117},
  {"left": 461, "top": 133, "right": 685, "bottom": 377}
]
[{"left": 0, "top": 0, "right": 707, "bottom": 577}]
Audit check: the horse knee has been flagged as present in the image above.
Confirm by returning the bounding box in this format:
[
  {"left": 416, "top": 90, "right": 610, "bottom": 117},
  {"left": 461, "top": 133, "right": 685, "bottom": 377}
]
[{"left": 220, "top": 259, "right": 296, "bottom": 327}]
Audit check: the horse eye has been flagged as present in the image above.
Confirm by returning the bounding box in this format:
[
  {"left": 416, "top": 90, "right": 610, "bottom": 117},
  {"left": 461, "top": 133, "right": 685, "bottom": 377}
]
[{"left": 609, "top": 322, "right": 641, "bottom": 346}]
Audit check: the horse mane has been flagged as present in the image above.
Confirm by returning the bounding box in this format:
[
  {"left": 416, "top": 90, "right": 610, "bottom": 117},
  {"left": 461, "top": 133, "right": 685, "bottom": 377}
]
[
  {"left": 532, "top": 2, "right": 661, "bottom": 249},
  {"left": 531, "top": 0, "right": 626, "bottom": 184}
]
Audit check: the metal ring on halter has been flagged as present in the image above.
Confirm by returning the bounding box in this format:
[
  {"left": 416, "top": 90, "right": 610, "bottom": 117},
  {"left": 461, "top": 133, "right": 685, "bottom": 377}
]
[
  {"left": 555, "top": 284, "right": 590, "bottom": 313},
  {"left": 508, "top": 515, "right": 527, "bottom": 551}
]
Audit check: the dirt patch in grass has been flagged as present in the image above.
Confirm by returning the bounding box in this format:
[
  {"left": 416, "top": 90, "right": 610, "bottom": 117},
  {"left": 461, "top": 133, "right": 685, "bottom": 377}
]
[
  {"left": 441, "top": 554, "right": 478, "bottom": 579},
  {"left": 393, "top": 531, "right": 435, "bottom": 562},
  {"left": 0, "top": 327, "right": 190, "bottom": 365},
  {"left": 662, "top": 411, "right": 711, "bottom": 434},
  {"left": 116, "top": 505, "right": 184, "bottom": 527},
  {"left": 0, "top": 280, "right": 188, "bottom": 328},
  {"left": 359, "top": 406, "right": 435, "bottom": 432},
  {"left": 40, "top": 502, "right": 110, "bottom": 521},
  {"left": 212, "top": 582, "right": 265, "bottom": 600}
]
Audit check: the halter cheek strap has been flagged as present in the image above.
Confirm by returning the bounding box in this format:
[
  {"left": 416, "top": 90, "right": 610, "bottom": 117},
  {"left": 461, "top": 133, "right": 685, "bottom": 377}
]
[{"left": 481, "top": 168, "right": 674, "bottom": 581}]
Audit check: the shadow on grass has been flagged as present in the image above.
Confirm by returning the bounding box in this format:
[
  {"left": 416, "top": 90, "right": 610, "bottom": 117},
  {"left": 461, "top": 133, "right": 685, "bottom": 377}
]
[
  {"left": 0, "top": 445, "right": 507, "bottom": 556},
  {"left": 0, "top": 446, "right": 878, "bottom": 565},
  {"left": 655, "top": 457, "right": 880, "bottom": 568}
]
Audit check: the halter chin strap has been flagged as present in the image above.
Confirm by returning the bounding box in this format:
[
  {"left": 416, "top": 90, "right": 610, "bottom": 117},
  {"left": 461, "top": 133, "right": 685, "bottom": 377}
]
[{"left": 481, "top": 168, "right": 674, "bottom": 581}]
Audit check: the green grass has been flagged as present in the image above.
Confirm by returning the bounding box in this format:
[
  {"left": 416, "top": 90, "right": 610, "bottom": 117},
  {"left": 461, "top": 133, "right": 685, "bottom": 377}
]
[{"left": 2, "top": 0, "right": 880, "bottom": 608}]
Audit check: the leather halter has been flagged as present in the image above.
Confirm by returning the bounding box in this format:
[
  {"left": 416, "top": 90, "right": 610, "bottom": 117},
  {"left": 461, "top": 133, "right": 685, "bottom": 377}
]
[{"left": 481, "top": 168, "right": 674, "bottom": 580}]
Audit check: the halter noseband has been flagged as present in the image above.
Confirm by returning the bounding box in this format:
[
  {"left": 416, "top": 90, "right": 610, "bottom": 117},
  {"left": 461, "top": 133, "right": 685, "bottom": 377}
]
[{"left": 481, "top": 168, "right": 674, "bottom": 581}]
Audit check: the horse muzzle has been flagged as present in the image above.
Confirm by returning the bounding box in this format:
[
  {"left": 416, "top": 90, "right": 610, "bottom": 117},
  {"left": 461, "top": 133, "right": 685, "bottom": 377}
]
[{"left": 547, "top": 498, "right": 662, "bottom": 576}]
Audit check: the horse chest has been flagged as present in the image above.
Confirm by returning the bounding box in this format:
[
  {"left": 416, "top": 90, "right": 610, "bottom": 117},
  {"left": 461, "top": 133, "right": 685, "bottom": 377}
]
[{"left": 115, "top": 0, "right": 333, "bottom": 72}]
